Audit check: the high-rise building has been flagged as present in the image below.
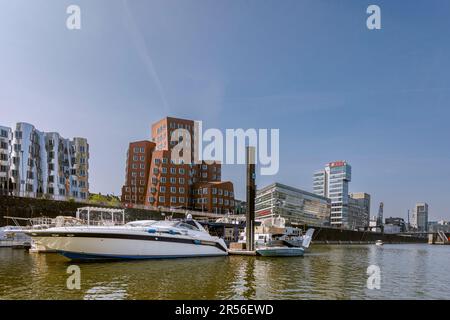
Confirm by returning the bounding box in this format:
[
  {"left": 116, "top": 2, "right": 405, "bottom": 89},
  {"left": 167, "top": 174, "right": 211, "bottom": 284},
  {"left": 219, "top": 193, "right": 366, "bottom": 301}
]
[
  {"left": 121, "top": 117, "right": 235, "bottom": 213},
  {"left": 256, "top": 183, "right": 331, "bottom": 226},
  {"left": 0, "top": 122, "right": 89, "bottom": 201},
  {"left": 412, "top": 202, "right": 429, "bottom": 232},
  {"left": 348, "top": 192, "right": 371, "bottom": 229},
  {"left": 313, "top": 161, "right": 352, "bottom": 228}
]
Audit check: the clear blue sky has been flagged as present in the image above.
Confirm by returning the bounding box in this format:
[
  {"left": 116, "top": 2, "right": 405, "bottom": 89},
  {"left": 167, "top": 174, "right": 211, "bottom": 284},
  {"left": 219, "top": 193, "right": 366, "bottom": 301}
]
[{"left": 1, "top": 0, "right": 450, "bottom": 220}]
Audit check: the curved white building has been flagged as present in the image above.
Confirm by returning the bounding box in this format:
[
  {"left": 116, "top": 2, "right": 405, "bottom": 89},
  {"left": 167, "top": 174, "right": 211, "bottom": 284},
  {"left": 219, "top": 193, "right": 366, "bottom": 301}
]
[{"left": 2, "top": 122, "right": 89, "bottom": 201}]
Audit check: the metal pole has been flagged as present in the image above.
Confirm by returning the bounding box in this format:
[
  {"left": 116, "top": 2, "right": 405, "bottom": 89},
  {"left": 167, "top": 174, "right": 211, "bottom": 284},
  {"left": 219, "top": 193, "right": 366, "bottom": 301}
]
[
  {"left": 6, "top": 135, "right": 11, "bottom": 196},
  {"left": 246, "top": 146, "right": 256, "bottom": 252},
  {"left": 20, "top": 150, "right": 24, "bottom": 197}
]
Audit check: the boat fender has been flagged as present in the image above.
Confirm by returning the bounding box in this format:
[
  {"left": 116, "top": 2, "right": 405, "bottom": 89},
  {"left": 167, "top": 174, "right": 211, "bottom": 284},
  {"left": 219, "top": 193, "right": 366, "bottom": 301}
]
[
  {"left": 194, "top": 239, "right": 201, "bottom": 245},
  {"left": 169, "top": 229, "right": 179, "bottom": 235},
  {"left": 147, "top": 228, "right": 157, "bottom": 234}
]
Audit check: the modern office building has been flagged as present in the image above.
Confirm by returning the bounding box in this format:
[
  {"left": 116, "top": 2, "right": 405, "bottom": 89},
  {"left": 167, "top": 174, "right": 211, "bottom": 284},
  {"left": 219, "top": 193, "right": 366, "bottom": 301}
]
[
  {"left": 411, "top": 202, "right": 429, "bottom": 232},
  {"left": 348, "top": 192, "right": 371, "bottom": 229},
  {"left": 384, "top": 217, "right": 407, "bottom": 233},
  {"left": 313, "top": 161, "right": 352, "bottom": 228},
  {"left": 255, "top": 183, "right": 331, "bottom": 226},
  {"left": 121, "top": 117, "right": 235, "bottom": 213},
  {"left": 0, "top": 122, "right": 89, "bottom": 201}
]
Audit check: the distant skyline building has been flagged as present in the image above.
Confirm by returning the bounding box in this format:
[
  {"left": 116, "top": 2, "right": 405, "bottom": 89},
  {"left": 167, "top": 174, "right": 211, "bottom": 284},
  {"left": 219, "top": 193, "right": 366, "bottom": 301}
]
[
  {"left": 412, "top": 202, "right": 429, "bottom": 232},
  {"left": 348, "top": 192, "right": 371, "bottom": 230},
  {"left": 121, "top": 117, "right": 235, "bottom": 213},
  {"left": 0, "top": 122, "right": 89, "bottom": 201},
  {"left": 256, "top": 182, "right": 331, "bottom": 226},
  {"left": 313, "top": 161, "right": 352, "bottom": 228}
]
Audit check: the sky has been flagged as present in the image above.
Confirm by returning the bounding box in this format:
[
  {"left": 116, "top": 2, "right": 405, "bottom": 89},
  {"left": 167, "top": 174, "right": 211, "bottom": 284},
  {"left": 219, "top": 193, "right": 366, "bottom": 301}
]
[{"left": 1, "top": 0, "right": 450, "bottom": 221}]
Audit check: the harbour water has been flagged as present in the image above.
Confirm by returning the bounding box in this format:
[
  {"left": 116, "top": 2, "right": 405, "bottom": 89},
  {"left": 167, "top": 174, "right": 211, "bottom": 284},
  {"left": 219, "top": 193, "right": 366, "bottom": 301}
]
[{"left": 0, "top": 244, "right": 449, "bottom": 300}]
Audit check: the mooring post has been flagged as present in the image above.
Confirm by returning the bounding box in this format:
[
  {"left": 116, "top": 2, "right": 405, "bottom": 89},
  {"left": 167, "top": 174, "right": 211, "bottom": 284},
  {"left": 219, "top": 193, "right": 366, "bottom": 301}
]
[{"left": 246, "top": 146, "right": 256, "bottom": 251}]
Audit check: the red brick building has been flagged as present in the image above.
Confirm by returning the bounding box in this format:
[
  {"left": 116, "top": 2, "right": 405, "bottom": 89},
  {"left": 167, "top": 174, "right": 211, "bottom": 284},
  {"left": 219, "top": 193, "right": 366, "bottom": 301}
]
[
  {"left": 121, "top": 117, "right": 235, "bottom": 213},
  {"left": 120, "top": 140, "right": 155, "bottom": 205},
  {"left": 192, "top": 181, "right": 235, "bottom": 214}
]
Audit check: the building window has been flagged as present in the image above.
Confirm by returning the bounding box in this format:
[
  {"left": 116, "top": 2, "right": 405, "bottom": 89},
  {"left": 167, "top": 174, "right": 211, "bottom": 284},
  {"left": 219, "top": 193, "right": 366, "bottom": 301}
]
[
  {"left": 159, "top": 196, "right": 165, "bottom": 202},
  {"left": 170, "top": 167, "right": 176, "bottom": 174},
  {"left": 170, "top": 187, "right": 176, "bottom": 193},
  {"left": 171, "top": 196, "right": 177, "bottom": 203},
  {"left": 161, "top": 167, "right": 167, "bottom": 174},
  {"left": 161, "top": 177, "right": 166, "bottom": 183},
  {"left": 179, "top": 178, "right": 185, "bottom": 184},
  {"left": 179, "top": 168, "right": 185, "bottom": 174},
  {"left": 179, "top": 187, "right": 185, "bottom": 194},
  {"left": 179, "top": 197, "right": 185, "bottom": 203},
  {"left": 170, "top": 177, "right": 176, "bottom": 183},
  {"left": 160, "top": 186, "right": 166, "bottom": 193}
]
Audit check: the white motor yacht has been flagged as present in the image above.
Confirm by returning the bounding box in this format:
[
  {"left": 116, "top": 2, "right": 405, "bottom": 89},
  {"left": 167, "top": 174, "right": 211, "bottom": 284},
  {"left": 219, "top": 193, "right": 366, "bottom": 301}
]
[
  {"left": 238, "top": 216, "right": 315, "bottom": 257},
  {"left": 26, "top": 216, "right": 228, "bottom": 261}
]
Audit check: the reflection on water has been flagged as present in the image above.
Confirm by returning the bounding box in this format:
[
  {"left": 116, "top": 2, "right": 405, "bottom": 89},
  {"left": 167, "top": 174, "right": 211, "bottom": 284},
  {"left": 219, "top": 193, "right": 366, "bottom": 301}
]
[{"left": 1, "top": 244, "right": 449, "bottom": 300}]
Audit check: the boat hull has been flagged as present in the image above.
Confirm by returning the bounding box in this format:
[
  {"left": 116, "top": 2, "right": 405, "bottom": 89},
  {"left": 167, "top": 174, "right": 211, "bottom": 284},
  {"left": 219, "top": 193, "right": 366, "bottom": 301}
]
[
  {"left": 256, "top": 247, "right": 305, "bottom": 257},
  {"left": 31, "top": 233, "right": 228, "bottom": 261}
]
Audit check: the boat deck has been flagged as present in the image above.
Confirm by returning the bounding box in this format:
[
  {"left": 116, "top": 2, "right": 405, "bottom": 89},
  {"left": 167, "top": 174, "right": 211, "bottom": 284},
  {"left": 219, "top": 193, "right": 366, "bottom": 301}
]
[{"left": 228, "top": 249, "right": 258, "bottom": 256}]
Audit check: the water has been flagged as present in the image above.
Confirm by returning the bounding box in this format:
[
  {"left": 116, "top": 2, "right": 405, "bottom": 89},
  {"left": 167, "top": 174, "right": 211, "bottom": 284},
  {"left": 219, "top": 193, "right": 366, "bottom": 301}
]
[{"left": 0, "top": 244, "right": 449, "bottom": 300}]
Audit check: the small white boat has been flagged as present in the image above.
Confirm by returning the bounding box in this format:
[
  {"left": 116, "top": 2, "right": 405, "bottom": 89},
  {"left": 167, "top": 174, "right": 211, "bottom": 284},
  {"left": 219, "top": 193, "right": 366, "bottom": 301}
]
[
  {"left": 255, "top": 228, "right": 315, "bottom": 257},
  {"left": 26, "top": 216, "right": 228, "bottom": 261},
  {"left": 239, "top": 216, "right": 315, "bottom": 257},
  {"left": 375, "top": 240, "right": 383, "bottom": 246}
]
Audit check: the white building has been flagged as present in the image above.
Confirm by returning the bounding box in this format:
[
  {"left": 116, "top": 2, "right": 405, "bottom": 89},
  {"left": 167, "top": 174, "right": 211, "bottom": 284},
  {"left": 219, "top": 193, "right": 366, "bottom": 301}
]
[
  {"left": 0, "top": 126, "right": 12, "bottom": 191},
  {"left": 313, "top": 161, "right": 352, "bottom": 228},
  {"left": 256, "top": 183, "right": 331, "bottom": 226},
  {"left": 1, "top": 122, "right": 89, "bottom": 201},
  {"left": 411, "top": 202, "right": 429, "bottom": 232}
]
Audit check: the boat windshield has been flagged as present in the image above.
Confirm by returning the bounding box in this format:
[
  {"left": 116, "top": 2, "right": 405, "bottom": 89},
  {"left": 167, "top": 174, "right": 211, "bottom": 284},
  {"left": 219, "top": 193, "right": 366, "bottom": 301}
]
[
  {"left": 176, "top": 222, "right": 199, "bottom": 231},
  {"left": 125, "top": 221, "right": 157, "bottom": 227}
]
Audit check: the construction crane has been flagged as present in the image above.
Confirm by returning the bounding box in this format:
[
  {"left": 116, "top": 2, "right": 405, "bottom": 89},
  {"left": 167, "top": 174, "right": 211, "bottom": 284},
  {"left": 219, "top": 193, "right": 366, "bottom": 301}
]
[{"left": 377, "top": 202, "right": 384, "bottom": 228}]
